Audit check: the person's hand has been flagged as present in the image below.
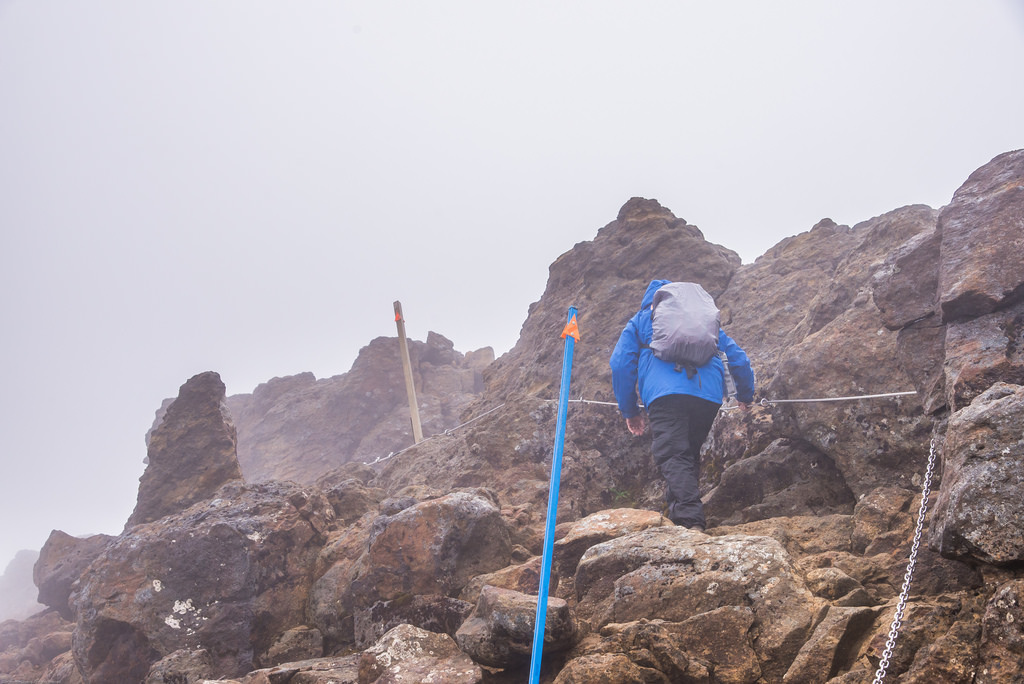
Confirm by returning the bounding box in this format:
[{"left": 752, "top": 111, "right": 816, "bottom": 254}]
[
  {"left": 738, "top": 402, "right": 751, "bottom": 412},
  {"left": 626, "top": 414, "right": 647, "bottom": 436}
]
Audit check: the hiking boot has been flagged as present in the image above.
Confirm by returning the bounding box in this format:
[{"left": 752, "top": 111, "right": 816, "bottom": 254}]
[{"left": 671, "top": 519, "right": 705, "bottom": 532}]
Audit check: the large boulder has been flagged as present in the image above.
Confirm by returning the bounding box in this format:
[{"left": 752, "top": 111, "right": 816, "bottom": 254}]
[
  {"left": 559, "top": 608, "right": 763, "bottom": 683},
  {"left": 556, "top": 619, "right": 713, "bottom": 683},
  {"left": 348, "top": 490, "right": 512, "bottom": 608},
  {"left": 552, "top": 508, "right": 669, "bottom": 598},
  {"left": 353, "top": 595, "right": 473, "bottom": 650},
  {"left": 712, "top": 205, "right": 937, "bottom": 501},
  {"left": 33, "top": 530, "right": 113, "bottom": 619},
  {"left": 573, "top": 526, "right": 822, "bottom": 682},
  {"left": 126, "top": 371, "right": 242, "bottom": 528},
  {"left": 71, "top": 481, "right": 334, "bottom": 682},
  {"left": 236, "top": 654, "right": 360, "bottom": 683},
  {"left": 309, "top": 490, "right": 512, "bottom": 650},
  {"left": 929, "top": 383, "right": 1024, "bottom": 564},
  {"left": 455, "top": 585, "right": 576, "bottom": 668},
  {"left": 358, "top": 624, "right": 483, "bottom": 683}
]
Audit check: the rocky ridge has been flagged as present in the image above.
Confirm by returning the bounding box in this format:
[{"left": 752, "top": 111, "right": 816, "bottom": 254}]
[
  {"left": 1, "top": 149, "right": 1022, "bottom": 683},
  {"left": 226, "top": 331, "right": 494, "bottom": 483}
]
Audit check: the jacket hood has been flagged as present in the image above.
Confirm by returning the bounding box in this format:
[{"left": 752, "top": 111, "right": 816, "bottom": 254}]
[{"left": 641, "top": 279, "right": 670, "bottom": 309}]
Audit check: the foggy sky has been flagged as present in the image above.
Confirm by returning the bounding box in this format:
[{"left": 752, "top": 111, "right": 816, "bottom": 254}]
[{"left": 1, "top": 1, "right": 1023, "bottom": 569}]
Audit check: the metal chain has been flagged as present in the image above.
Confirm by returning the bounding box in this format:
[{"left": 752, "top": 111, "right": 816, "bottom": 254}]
[{"left": 872, "top": 437, "right": 939, "bottom": 684}]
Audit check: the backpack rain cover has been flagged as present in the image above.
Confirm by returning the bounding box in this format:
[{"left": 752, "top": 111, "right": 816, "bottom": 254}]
[{"left": 649, "top": 282, "right": 720, "bottom": 372}]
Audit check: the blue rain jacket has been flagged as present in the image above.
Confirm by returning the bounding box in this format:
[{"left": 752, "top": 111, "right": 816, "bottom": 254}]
[{"left": 610, "top": 279, "right": 756, "bottom": 418}]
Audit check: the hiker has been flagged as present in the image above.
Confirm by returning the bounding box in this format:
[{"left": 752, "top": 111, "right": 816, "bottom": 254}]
[{"left": 609, "top": 279, "right": 755, "bottom": 531}]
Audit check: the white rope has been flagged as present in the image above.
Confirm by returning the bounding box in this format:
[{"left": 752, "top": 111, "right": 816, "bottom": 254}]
[
  {"left": 363, "top": 402, "right": 508, "bottom": 465},
  {"left": 541, "top": 397, "right": 621, "bottom": 407},
  {"left": 365, "top": 389, "right": 918, "bottom": 465},
  {"left": 444, "top": 403, "right": 506, "bottom": 435},
  {"left": 760, "top": 390, "right": 917, "bottom": 406}
]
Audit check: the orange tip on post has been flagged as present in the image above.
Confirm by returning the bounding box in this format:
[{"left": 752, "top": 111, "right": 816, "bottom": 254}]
[{"left": 561, "top": 314, "right": 580, "bottom": 342}]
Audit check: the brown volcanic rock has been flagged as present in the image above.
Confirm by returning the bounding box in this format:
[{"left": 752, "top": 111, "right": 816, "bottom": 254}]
[
  {"left": 872, "top": 222, "right": 941, "bottom": 332},
  {"left": 938, "top": 149, "right": 1024, "bottom": 322},
  {"left": 718, "top": 205, "right": 935, "bottom": 395},
  {"left": 765, "top": 300, "right": 932, "bottom": 497},
  {"left": 978, "top": 579, "right": 1024, "bottom": 683},
  {"left": 309, "top": 491, "right": 512, "bottom": 650},
  {"left": 70, "top": 480, "right": 334, "bottom": 682},
  {"left": 479, "top": 197, "right": 740, "bottom": 406},
  {"left": 701, "top": 205, "right": 939, "bottom": 503},
  {"left": 371, "top": 393, "right": 663, "bottom": 539},
  {"left": 703, "top": 438, "right": 855, "bottom": 527},
  {"left": 741, "top": 206, "right": 935, "bottom": 497},
  {"left": 455, "top": 585, "right": 576, "bottom": 668},
  {"left": 34, "top": 530, "right": 113, "bottom": 619},
  {"left": 227, "top": 332, "right": 490, "bottom": 484},
  {"left": 573, "top": 526, "right": 821, "bottom": 682},
  {"left": 754, "top": 205, "right": 936, "bottom": 356},
  {"left": 358, "top": 624, "right": 483, "bottom": 683},
  {"left": 0, "top": 609, "right": 74, "bottom": 680},
  {"left": 943, "top": 299, "right": 1024, "bottom": 411},
  {"left": 127, "top": 371, "right": 242, "bottom": 528},
  {"left": 930, "top": 382, "right": 1024, "bottom": 564},
  {"left": 718, "top": 217, "right": 861, "bottom": 388}
]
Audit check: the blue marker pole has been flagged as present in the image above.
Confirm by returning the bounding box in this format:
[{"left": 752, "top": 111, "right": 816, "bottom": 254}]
[{"left": 528, "top": 306, "right": 579, "bottom": 684}]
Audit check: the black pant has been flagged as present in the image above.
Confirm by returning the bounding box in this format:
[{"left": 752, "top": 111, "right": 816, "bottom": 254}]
[{"left": 648, "top": 394, "right": 720, "bottom": 529}]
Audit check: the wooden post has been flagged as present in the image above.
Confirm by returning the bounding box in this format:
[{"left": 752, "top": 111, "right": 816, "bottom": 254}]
[{"left": 393, "top": 300, "right": 424, "bottom": 444}]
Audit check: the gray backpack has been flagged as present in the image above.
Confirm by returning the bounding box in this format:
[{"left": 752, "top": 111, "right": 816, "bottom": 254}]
[{"left": 647, "top": 282, "right": 721, "bottom": 377}]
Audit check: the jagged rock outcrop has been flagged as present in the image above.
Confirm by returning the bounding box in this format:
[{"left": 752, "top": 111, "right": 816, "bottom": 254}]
[
  {"left": 33, "top": 531, "right": 113, "bottom": 620},
  {"left": 938, "top": 149, "right": 1024, "bottom": 322},
  {"left": 226, "top": 332, "right": 493, "bottom": 483},
  {"left": 127, "top": 371, "right": 242, "bottom": 528},
  {"left": 723, "top": 204, "right": 938, "bottom": 499},
  {"left": 71, "top": 481, "right": 334, "bottom": 682},
  {"left": 370, "top": 199, "right": 744, "bottom": 535},
  {"left": 6, "top": 149, "right": 1024, "bottom": 683}
]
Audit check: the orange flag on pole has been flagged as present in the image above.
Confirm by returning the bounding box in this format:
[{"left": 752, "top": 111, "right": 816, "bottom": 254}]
[{"left": 561, "top": 313, "right": 580, "bottom": 342}]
